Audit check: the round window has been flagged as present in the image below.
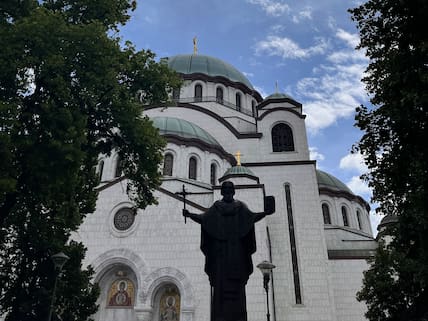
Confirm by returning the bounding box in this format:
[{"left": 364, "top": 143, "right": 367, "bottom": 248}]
[{"left": 113, "top": 208, "right": 135, "bottom": 231}]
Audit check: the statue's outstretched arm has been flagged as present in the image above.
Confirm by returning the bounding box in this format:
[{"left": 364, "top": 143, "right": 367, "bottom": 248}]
[
  {"left": 253, "top": 196, "right": 276, "bottom": 223},
  {"left": 183, "top": 209, "right": 203, "bottom": 224}
]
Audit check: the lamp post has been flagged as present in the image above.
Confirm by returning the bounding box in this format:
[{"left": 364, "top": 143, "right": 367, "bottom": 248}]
[
  {"left": 257, "top": 260, "right": 276, "bottom": 321},
  {"left": 47, "top": 252, "right": 69, "bottom": 321}
]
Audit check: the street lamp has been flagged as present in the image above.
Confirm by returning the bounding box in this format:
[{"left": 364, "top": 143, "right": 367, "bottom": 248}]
[
  {"left": 47, "top": 252, "right": 69, "bottom": 321},
  {"left": 257, "top": 260, "right": 276, "bottom": 321}
]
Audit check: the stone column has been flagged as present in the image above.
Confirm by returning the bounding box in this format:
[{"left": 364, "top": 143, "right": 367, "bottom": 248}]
[
  {"left": 135, "top": 307, "right": 153, "bottom": 321},
  {"left": 181, "top": 308, "right": 194, "bottom": 321}
]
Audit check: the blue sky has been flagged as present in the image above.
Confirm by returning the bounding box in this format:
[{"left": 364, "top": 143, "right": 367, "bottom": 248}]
[{"left": 118, "top": 0, "right": 382, "bottom": 232}]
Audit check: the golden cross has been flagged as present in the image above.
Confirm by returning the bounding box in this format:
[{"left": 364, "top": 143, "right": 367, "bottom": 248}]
[
  {"left": 235, "top": 151, "right": 242, "bottom": 166},
  {"left": 193, "top": 36, "right": 198, "bottom": 55}
]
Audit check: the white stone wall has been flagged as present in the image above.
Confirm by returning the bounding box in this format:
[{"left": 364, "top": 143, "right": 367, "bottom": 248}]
[
  {"left": 251, "top": 164, "right": 336, "bottom": 321},
  {"left": 329, "top": 260, "right": 369, "bottom": 321}
]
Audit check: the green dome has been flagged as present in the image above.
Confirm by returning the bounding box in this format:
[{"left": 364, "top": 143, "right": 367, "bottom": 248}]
[
  {"left": 316, "top": 170, "right": 353, "bottom": 194},
  {"left": 264, "top": 92, "right": 296, "bottom": 101},
  {"left": 378, "top": 214, "right": 398, "bottom": 230},
  {"left": 152, "top": 117, "right": 220, "bottom": 147},
  {"left": 223, "top": 166, "right": 255, "bottom": 177},
  {"left": 165, "top": 54, "right": 254, "bottom": 90}
]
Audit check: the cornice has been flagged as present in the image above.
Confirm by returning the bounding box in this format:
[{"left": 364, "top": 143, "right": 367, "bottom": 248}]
[
  {"left": 257, "top": 97, "right": 302, "bottom": 109},
  {"left": 257, "top": 107, "right": 306, "bottom": 120},
  {"left": 242, "top": 160, "right": 316, "bottom": 167},
  {"left": 164, "top": 134, "right": 236, "bottom": 165}
]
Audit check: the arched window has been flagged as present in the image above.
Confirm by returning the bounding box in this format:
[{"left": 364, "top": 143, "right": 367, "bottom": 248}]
[
  {"left": 356, "top": 210, "right": 363, "bottom": 230},
  {"left": 210, "top": 163, "right": 217, "bottom": 185},
  {"left": 98, "top": 160, "right": 104, "bottom": 181},
  {"left": 189, "top": 157, "right": 197, "bottom": 180},
  {"left": 115, "top": 157, "right": 122, "bottom": 177},
  {"left": 163, "top": 153, "right": 173, "bottom": 176},
  {"left": 322, "top": 203, "right": 331, "bottom": 224},
  {"left": 342, "top": 206, "right": 349, "bottom": 227},
  {"left": 252, "top": 100, "right": 256, "bottom": 117},
  {"left": 236, "top": 93, "right": 241, "bottom": 111},
  {"left": 194, "top": 84, "right": 202, "bottom": 102},
  {"left": 272, "top": 123, "right": 295, "bottom": 152},
  {"left": 216, "top": 87, "right": 223, "bottom": 104}
]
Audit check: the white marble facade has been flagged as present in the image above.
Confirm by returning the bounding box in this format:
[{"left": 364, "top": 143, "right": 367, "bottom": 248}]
[{"left": 77, "top": 54, "right": 377, "bottom": 321}]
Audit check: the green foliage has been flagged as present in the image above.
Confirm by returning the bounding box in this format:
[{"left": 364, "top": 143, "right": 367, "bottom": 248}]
[
  {"left": 0, "top": 0, "right": 181, "bottom": 319},
  {"left": 349, "top": 0, "right": 428, "bottom": 320}
]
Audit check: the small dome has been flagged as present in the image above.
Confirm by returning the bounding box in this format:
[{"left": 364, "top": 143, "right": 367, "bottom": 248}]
[
  {"left": 316, "top": 170, "right": 353, "bottom": 194},
  {"left": 223, "top": 165, "right": 255, "bottom": 177},
  {"left": 219, "top": 165, "right": 258, "bottom": 183},
  {"left": 152, "top": 117, "right": 220, "bottom": 147},
  {"left": 377, "top": 214, "right": 398, "bottom": 231},
  {"left": 264, "top": 92, "right": 296, "bottom": 101},
  {"left": 165, "top": 54, "right": 254, "bottom": 90}
]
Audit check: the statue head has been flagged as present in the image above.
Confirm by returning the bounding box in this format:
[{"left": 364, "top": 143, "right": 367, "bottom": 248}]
[{"left": 221, "top": 181, "right": 235, "bottom": 203}]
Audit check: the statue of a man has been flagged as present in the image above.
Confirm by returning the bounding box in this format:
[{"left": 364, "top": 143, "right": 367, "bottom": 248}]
[{"left": 183, "top": 181, "right": 275, "bottom": 321}]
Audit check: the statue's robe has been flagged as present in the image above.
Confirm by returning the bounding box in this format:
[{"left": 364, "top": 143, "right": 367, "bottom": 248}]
[{"left": 200, "top": 200, "right": 257, "bottom": 321}]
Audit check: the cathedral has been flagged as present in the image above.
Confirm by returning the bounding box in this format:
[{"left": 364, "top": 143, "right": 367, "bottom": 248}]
[{"left": 77, "top": 53, "right": 378, "bottom": 321}]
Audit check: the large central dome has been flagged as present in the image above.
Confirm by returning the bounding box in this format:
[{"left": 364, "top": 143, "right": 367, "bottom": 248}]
[{"left": 165, "top": 54, "right": 253, "bottom": 90}]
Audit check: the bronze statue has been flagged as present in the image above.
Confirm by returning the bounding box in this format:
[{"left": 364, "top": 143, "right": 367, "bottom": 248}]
[{"left": 183, "top": 181, "right": 275, "bottom": 321}]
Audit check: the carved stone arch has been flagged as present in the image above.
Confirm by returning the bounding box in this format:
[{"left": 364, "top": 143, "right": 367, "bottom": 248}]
[
  {"left": 91, "top": 248, "right": 148, "bottom": 293},
  {"left": 140, "top": 267, "right": 195, "bottom": 310},
  {"left": 90, "top": 249, "right": 149, "bottom": 320}
]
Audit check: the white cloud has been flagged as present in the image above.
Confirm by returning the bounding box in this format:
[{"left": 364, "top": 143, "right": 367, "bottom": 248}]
[
  {"left": 292, "top": 31, "right": 368, "bottom": 133},
  {"left": 292, "top": 7, "right": 313, "bottom": 23},
  {"left": 336, "top": 28, "right": 360, "bottom": 48},
  {"left": 255, "top": 36, "right": 328, "bottom": 59},
  {"left": 242, "top": 71, "right": 254, "bottom": 78},
  {"left": 340, "top": 152, "right": 368, "bottom": 173},
  {"left": 247, "top": 0, "right": 290, "bottom": 16},
  {"left": 309, "top": 146, "right": 325, "bottom": 162},
  {"left": 270, "top": 24, "right": 286, "bottom": 33},
  {"left": 346, "top": 175, "right": 371, "bottom": 196}
]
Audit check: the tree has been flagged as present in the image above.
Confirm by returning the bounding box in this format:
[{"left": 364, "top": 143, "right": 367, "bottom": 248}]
[
  {"left": 0, "top": 0, "right": 181, "bottom": 320},
  {"left": 349, "top": 0, "right": 428, "bottom": 320}
]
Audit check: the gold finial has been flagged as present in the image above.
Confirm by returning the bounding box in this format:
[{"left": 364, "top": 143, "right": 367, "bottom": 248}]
[
  {"left": 193, "top": 36, "right": 198, "bottom": 55},
  {"left": 235, "top": 151, "right": 242, "bottom": 166}
]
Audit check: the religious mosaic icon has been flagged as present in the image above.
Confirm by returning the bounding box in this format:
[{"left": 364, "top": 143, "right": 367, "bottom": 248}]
[
  {"left": 159, "top": 286, "right": 180, "bottom": 321},
  {"left": 107, "top": 278, "right": 134, "bottom": 307},
  {"left": 113, "top": 208, "right": 135, "bottom": 231}
]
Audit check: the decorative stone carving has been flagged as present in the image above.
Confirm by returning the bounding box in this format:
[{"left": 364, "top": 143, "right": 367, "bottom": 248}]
[
  {"left": 91, "top": 248, "right": 148, "bottom": 305},
  {"left": 140, "top": 267, "right": 195, "bottom": 308},
  {"left": 114, "top": 208, "right": 135, "bottom": 231}
]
